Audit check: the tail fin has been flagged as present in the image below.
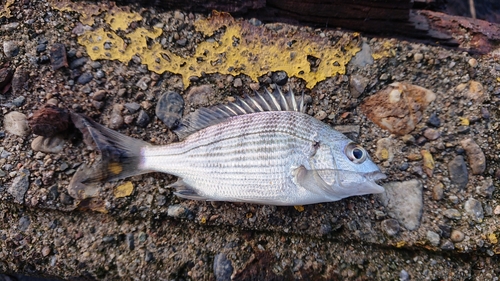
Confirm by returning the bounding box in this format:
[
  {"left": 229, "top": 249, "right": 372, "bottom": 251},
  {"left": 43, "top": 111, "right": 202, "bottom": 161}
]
[{"left": 70, "top": 112, "right": 152, "bottom": 183}]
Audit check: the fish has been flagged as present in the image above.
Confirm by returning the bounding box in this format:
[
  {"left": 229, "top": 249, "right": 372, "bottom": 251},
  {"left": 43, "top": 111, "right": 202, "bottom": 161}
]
[{"left": 69, "top": 86, "right": 386, "bottom": 206}]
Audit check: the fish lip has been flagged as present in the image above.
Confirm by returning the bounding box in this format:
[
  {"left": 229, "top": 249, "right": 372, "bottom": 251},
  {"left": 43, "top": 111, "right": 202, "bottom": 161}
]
[{"left": 364, "top": 171, "right": 387, "bottom": 181}]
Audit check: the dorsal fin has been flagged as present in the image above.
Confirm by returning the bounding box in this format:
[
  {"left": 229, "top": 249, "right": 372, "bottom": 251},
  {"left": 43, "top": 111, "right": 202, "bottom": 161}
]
[{"left": 173, "top": 86, "right": 307, "bottom": 140}]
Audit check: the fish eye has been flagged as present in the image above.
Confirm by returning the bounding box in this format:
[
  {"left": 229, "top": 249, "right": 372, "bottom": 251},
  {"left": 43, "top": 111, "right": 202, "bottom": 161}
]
[{"left": 345, "top": 143, "right": 367, "bottom": 164}]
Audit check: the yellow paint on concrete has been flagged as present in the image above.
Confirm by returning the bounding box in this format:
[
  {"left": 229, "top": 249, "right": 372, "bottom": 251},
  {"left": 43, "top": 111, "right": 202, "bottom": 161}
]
[
  {"left": 372, "top": 40, "right": 395, "bottom": 59},
  {"left": 396, "top": 241, "right": 405, "bottom": 248},
  {"left": 50, "top": 0, "right": 103, "bottom": 25},
  {"left": 459, "top": 117, "right": 469, "bottom": 126},
  {"left": 114, "top": 181, "right": 134, "bottom": 198},
  {"left": 50, "top": 1, "right": 362, "bottom": 89},
  {"left": 488, "top": 233, "right": 498, "bottom": 244},
  {"left": 0, "top": 0, "right": 14, "bottom": 18},
  {"left": 294, "top": 205, "right": 305, "bottom": 212}
]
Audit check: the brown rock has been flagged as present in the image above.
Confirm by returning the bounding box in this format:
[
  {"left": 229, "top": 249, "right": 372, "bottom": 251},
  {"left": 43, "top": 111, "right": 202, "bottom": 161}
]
[
  {"left": 50, "top": 43, "right": 68, "bottom": 70},
  {"left": 11, "top": 66, "right": 28, "bottom": 95},
  {"left": 460, "top": 138, "right": 486, "bottom": 175},
  {"left": 29, "top": 104, "right": 72, "bottom": 137},
  {"left": 456, "top": 80, "right": 485, "bottom": 101},
  {"left": 0, "top": 65, "right": 14, "bottom": 93},
  {"left": 360, "top": 82, "right": 436, "bottom": 135}
]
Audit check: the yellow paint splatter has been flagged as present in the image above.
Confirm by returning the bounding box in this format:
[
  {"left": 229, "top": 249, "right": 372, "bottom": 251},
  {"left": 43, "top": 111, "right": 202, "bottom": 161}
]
[
  {"left": 488, "top": 233, "right": 498, "bottom": 244},
  {"left": 372, "top": 40, "right": 395, "bottom": 59},
  {"left": 421, "top": 150, "right": 434, "bottom": 177},
  {"left": 50, "top": 0, "right": 104, "bottom": 26},
  {"left": 396, "top": 241, "right": 405, "bottom": 248},
  {"left": 294, "top": 205, "right": 305, "bottom": 212},
  {"left": 459, "top": 117, "right": 469, "bottom": 126},
  {"left": 51, "top": 1, "right": 362, "bottom": 89},
  {"left": 200, "top": 217, "right": 207, "bottom": 224},
  {"left": 0, "top": 0, "right": 14, "bottom": 18},
  {"left": 114, "top": 181, "right": 134, "bottom": 198}
]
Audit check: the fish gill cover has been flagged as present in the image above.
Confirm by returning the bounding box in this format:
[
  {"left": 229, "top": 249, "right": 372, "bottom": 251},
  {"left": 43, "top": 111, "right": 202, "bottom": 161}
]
[{"left": 49, "top": 0, "right": 363, "bottom": 88}]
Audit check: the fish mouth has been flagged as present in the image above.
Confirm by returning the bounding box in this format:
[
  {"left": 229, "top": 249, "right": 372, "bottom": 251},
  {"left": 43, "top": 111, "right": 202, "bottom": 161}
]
[{"left": 364, "top": 171, "right": 387, "bottom": 181}]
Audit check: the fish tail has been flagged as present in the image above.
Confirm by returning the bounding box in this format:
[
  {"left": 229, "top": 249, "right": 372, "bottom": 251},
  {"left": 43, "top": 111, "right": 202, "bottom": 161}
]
[{"left": 70, "top": 112, "right": 152, "bottom": 183}]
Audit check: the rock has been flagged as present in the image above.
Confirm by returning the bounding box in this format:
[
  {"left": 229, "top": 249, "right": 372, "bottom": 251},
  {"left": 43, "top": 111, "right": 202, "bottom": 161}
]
[
  {"left": 4, "top": 111, "right": 30, "bottom": 137},
  {"left": 432, "top": 182, "right": 444, "bottom": 200},
  {"left": 414, "top": 53, "right": 423, "bottom": 62},
  {"left": 438, "top": 224, "right": 451, "bottom": 238},
  {"left": 50, "top": 43, "right": 68, "bottom": 70},
  {"left": 443, "top": 209, "right": 461, "bottom": 220},
  {"left": 349, "top": 74, "right": 368, "bottom": 98},
  {"left": 136, "top": 110, "right": 150, "bottom": 127},
  {"left": 271, "top": 71, "right": 288, "bottom": 86},
  {"left": 468, "top": 58, "right": 478, "bottom": 68},
  {"left": 186, "top": 85, "right": 213, "bottom": 106},
  {"left": 233, "top": 77, "right": 243, "bottom": 87},
  {"left": 399, "top": 269, "right": 410, "bottom": 281},
  {"left": 109, "top": 113, "right": 124, "bottom": 129},
  {"left": 423, "top": 128, "right": 440, "bottom": 140},
  {"left": 77, "top": 72, "right": 93, "bottom": 85},
  {"left": 213, "top": 253, "right": 233, "bottom": 281},
  {"left": 69, "top": 57, "right": 87, "bottom": 69},
  {"left": 8, "top": 169, "right": 30, "bottom": 203},
  {"left": 92, "top": 90, "right": 106, "bottom": 101},
  {"left": 450, "top": 230, "right": 465, "bottom": 242},
  {"left": 12, "top": 96, "right": 25, "bottom": 107},
  {"left": 11, "top": 67, "right": 28, "bottom": 95},
  {"left": 440, "top": 240, "right": 455, "bottom": 250},
  {"left": 381, "top": 219, "right": 400, "bottom": 236},
  {"left": 156, "top": 91, "right": 184, "bottom": 129},
  {"left": 350, "top": 42, "right": 373, "bottom": 68},
  {"left": 136, "top": 76, "right": 151, "bottom": 91},
  {"left": 426, "top": 230, "right": 440, "bottom": 247},
  {"left": 456, "top": 80, "right": 485, "bottom": 101},
  {"left": 3, "top": 41, "right": 19, "bottom": 57},
  {"left": 448, "top": 155, "right": 468, "bottom": 190},
  {"left": 18, "top": 216, "right": 31, "bottom": 232},
  {"left": 0, "top": 66, "right": 14, "bottom": 90},
  {"left": 31, "top": 135, "right": 65, "bottom": 153},
  {"left": 314, "top": 110, "right": 327, "bottom": 121},
  {"left": 375, "top": 138, "right": 394, "bottom": 162},
  {"left": 421, "top": 150, "right": 434, "bottom": 177},
  {"left": 460, "top": 138, "right": 486, "bottom": 175},
  {"left": 126, "top": 233, "right": 135, "bottom": 250},
  {"left": 464, "top": 198, "right": 483, "bottom": 223},
  {"left": 29, "top": 104, "right": 71, "bottom": 137},
  {"left": 360, "top": 82, "right": 436, "bottom": 135},
  {"left": 167, "top": 204, "right": 193, "bottom": 219},
  {"left": 42, "top": 246, "right": 51, "bottom": 257},
  {"left": 476, "top": 178, "right": 495, "bottom": 198},
  {"left": 378, "top": 179, "right": 423, "bottom": 230},
  {"left": 426, "top": 112, "right": 441, "bottom": 127},
  {"left": 124, "top": 102, "right": 141, "bottom": 113}
]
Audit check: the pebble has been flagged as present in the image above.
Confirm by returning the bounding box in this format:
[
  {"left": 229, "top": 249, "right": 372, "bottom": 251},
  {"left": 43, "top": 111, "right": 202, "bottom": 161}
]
[
  {"left": 31, "top": 135, "right": 65, "bottom": 153},
  {"left": 0, "top": 67, "right": 14, "bottom": 89},
  {"left": 468, "top": 58, "right": 478, "bottom": 68},
  {"left": 109, "top": 113, "right": 124, "bottom": 129},
  {"left": 457, "top": 80, "right": 485, "bottom": 101},
  {"left": 423, "top": 128, "right": 440, "bottom": 140},
  {"left": 399, "top": 269, "right": 410, "bottom": 281},
  {"left": 12, "top": 96, "right": 25, "bottom": 107},
  {"left": 381, "top": 219, "right": 400, "bottom": 236},
  {"left": 349, "top": 74, "right": 368, "bottom": 98},
  {"left": 167, "top": 204, "right": 193, "bottom": 219},
  {"left": 233, "top": 77, "right": 243, "bottom": 87},
  {"left": 4, "top": 111, "right": 30, "bottom": 137},
  {"left": 176, "top": 38, "right": 187, "bottom": 47},
  {"left": 350, "top": 42, "right": 373, "bottom": 67},
  {"left": 77, "top": 72, "right": 93, "bottom": 85},
  {"left": 156, "top": 91, "right": 184, "bottom": 129},
  {"left": 50, "top": 43, "right": 68, "bottom": 70},
  {"left": 124, "top": 102, "right": 141, "bottom": 114},
  {"left": 438, "top": 224, "right": 451, "bottom": 238},
  {"left": 450, "top": 230, "right": 465, "bottom": 242},
  {"left": 314, "top": 110, "right": 327, "bottom": 121},
  {"left": 448, "top": 156, "right": 469, "bottom": 189},
  {"left": 187, "top": 85, "right": 213, "bottom": 106},
  {"left": 271, "top": 71, "right": 288, "bottom": 86},
  {"left": 375, "top": 138, "right": 394, "bottom": 162},
  {"left": 213, "top": 253, "right": 233, "bottom": 281},
  {"left": 464, "top": 198, "right": 483, "bottom": 223},
  {"left": 361, "top": 82, "right": 436, "bottom": 135},
  {"left": 476, "top": 178, "right": 495, "bottom": 198},
  {"left": 11, "top": 67, "right": 28, "bottom": 95},
  {"left": 136, "top": 110, "right": 150, "bottom": 127},
  {"left": 69, "top": 57, "right": 87, "bottom": 69},
  {"left": 460, "top": 138, "right": 485, "bottom": 175},
  {"left": 426, "top": 230, "right": 440, "bottom": 247},
  {"left": 378, "top": 179, "right": 423, "bottom": 230},
  {"left": 7, "top": 169, "right": 30, "bottom": 203},
  {"left": 42, "top": 246, "right": 51, "bottom": 257},
  {"left": 443, "top": 209, "right": 461, "bottom": 220},
  {"left": 136, "top": 76, "right": 151, "bottom": 90},
  {"left": 426, "top": 112, "right": 441, "bottom": 127},
  {"left": 36, "top": 44, "right": 47, "bottom": 53},
  {"left": 432, "top": 182, "right": 444, "bottom": 200},
  {"left": 414, "top": 53, "right": 424, "bottom": 63},
  {"left": 3, "top": 41, "right": 20, "bottom": 57},
  {"left": 92, "top": 90, "right": 106, "bottom": 101},
  {"left": 18, "top": 216, "right": 31, "bottom": 232},
  {"left": 126, "top": 233, "right": 135, "bottom": 250},
  {"left": 441, "top": 240, "right": 455, "bottom": 250},
  {"left": 494, "top": 206, "right": 500, "bottom": 215}
]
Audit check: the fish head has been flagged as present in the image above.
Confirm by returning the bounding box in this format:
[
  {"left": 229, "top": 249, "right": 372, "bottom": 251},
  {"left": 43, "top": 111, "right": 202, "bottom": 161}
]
[{"left": 306, "top": 137, "right": 386, "bottom": 199}]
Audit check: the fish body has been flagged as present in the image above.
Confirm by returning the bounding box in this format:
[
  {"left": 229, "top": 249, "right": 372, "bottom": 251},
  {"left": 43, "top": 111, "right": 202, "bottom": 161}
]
[{"left": 71, "top": 87, "right": 385, "bottom": 205}]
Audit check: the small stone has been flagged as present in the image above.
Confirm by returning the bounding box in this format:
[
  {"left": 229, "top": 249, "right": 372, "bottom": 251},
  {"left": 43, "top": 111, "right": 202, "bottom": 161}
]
[
  {"left": 249, "top": 82, "right": 260, "bottom": 91},
  {"left": 271, "top": 71, "right": 288, "bottom": 86},
  {"left": 174, "top": 10, "right": 185, "bottom": 20},
  {"left": 233, "top": 77, "right": 243, "bottom": 87},
  {"left": 464, "top": 198, "right": 483, "bottom": 223},
  {"left": 476, "top": 178, "right": 495, "bottom": 198},
  {"left": 102, "top": 236, "right": 115, "bottom": 243},
  {"left": 42, "top": 246, "right": 51, "bottom": 257},
  {"left": 248, "top": 18, "right": 262, "bottom": 26},
  {"left": 441, "top": 240, "right": 455, "bottom": 250},
  {"left": 11, "top": 67, "right": 29, "bottom": 95},
  {"left": 378, "top": 179, "right": 423, "bottom": 230},
  {"left": 401, "top": 134, "right": 415, "bottom": 144},
  {"left": 18, "top": 216, "right": 31, "bottom": 232},
  {"left": 167, "top": 204, "right": 192, "bottom": 219},
  {"left": 421, "top": 150, "right": 435, "bottom": 177},
  {"left": 187, "top": 85, "right": 213, "bottom": 106},
  {"left": 423, "top": 128, "right": 440, "bottom": 140},
  {"left": 438, "top": 224, "right": 451, "bottom": 238},
  {"left": 214, "top": 253, "right": 233, "bottom": 281},
  {"left": 12, "top": 96, "right": 25, "bottom": 107},
  {"left": 426, "top": 230, "right": 440, "bottom": 247},
  {"left": 156, "top": 195, "right": 166, "bottom": 206},
  {"left": 460, "top": 138, "right": 486, "bottom": 175},
  {"left": 468, "top": 58, "right": 478, "bottom": 68},
  {"left": 350, "top": 42, "right": 373, "bottom": 67},
  {"left": 3, "top": 41, "right": 20, "bottom": 57},
  {"left": 432, "top": 182, "right": 444, "bottom": 200},
  {"left": 109, "top": 113, "right": 124, "bottom": 129},
  {"left": 7, "top": 169, "right": 30, "bottom": 203},
  {"left": 0, "top": 66, "right": 14, "bottom": 90},
  {"left": 375, "top": 138, "right": 394, "bottom": 162},
  {"left": 145, "top": 251, "right": 154, "bottom": 263},
  {"left": 448, "top": 156, "right": 469, "bottom": 189},
  {"left": 399, "top": 269, "right": 410, "bottom": 281},
  {"left": 77, "top": 72, "right": 93, "bottom": 85},
  {"left": 457, "top": 80, "right": 484, "bottom": 101},
  {"left": 349, "top": 74, "right": 368, "bottom": 98},
  {"left": 31, "top": 135, "right": 65, "bottom": 153},
  {"left": 136, "top": 110, "right": 150, "bottom": 127},
  {"left": 448, "top": 195, "right": 459, "bottom": 204},
  {"left": 176, "top": 38, "right": 187, "bottom": 47},
  {"left": 60, "top": 193, "right": 73, "bottom": 205},
  {"left": 494, "top": 205, "right": 500, "bottom": 215},
  {"left": 156, "top": 91, "right": 184, "bottom": 129},
  {"left": 92, "top": 90, "right": 106, "bottom": 101},
  {"left": 29, "top": 104, "right": 71, "bottom": 137},
  {"left": 4, "top": 111, "right": 30, "bottom": 137},
  {"left": 381, "top": 219, "right": 400, "bottom": 236},
  {"left": 443, "top": 209, "right": 461, "bottom": 220},
  {"left": 69, "top": 57, "right": 87, "bottom": 69},
  {"left": 136, "top": 76, "right": 151, "bottom": 91},
  {"left": 450, "top": 230, "right": 465, "bottom": 242},
  {"left": 124, "top": 102, "right": 141, "bottom": 114},
  {"left": 414, "top": 53, "right": 424, "bottom": 62},
  {"left": 314, "top": 110, "right": 327, "bottom": 121},
  {"left": 126, "top": 233, "right": 135, "bottom": 250},
  {"left": 426, "top": 112, "right": 441, "bottom": 127},
  {"left": 50, "top": 43, "right": 68, "bottom": 70}
]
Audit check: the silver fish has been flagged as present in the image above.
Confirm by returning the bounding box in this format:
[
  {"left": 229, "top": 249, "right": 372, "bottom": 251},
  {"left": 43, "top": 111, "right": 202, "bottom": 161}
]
[{"left": 70, "top": 87, "right": 385, "bottom": 205}]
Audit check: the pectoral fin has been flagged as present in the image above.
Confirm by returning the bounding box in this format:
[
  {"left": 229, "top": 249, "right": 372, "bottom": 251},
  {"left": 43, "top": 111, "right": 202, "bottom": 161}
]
[{"left": 169, "top": 179, "right": 210, "bottom": 201}]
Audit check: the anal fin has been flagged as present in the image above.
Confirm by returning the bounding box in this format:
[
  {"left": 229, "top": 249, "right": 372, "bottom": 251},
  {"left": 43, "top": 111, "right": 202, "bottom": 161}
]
[{"left": 169, "top": 179, "right": 210, "bottom": 201}]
